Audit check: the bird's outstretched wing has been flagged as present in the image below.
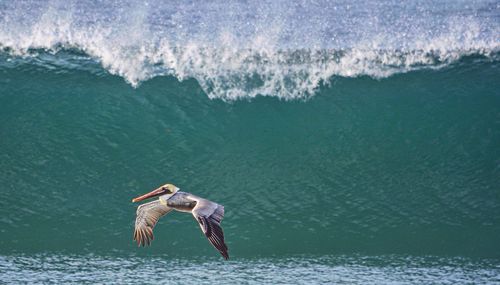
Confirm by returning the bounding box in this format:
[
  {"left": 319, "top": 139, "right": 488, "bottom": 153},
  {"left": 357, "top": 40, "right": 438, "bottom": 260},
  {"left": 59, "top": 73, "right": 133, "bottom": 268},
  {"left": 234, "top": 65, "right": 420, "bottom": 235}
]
[
  {"left": 191, "top": 198, "right": 229, "bottom": 260},
  {"left": 134, "top": 200, "right": 173, "bottom": 246}
]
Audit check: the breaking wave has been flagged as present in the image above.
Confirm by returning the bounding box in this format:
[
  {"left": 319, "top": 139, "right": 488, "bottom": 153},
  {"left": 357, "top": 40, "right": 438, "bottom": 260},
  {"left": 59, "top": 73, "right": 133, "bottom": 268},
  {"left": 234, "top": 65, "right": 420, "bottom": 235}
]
[{"left": 1, "top": 0, "right": 499, "bottom": 100}]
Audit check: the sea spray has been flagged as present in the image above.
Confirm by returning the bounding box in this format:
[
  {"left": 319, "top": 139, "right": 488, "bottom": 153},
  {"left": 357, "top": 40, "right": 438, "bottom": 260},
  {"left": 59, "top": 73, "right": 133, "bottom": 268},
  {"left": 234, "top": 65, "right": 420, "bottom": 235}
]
[{"left": 1, "top": 0, "right": 498, "bottom": 100}]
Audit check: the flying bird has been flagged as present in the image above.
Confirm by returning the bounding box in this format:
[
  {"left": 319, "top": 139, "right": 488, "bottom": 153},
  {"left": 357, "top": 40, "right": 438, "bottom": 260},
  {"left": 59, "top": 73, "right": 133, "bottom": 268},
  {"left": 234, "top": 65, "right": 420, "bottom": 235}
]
[{"left": 131, "top": 183, "right": 229, "bottom": 260}]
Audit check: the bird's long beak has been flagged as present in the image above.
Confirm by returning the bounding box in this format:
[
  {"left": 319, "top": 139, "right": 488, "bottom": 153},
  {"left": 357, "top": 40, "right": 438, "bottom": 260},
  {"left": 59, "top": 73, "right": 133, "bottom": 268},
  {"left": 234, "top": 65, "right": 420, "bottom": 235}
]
[{"left": 132, "top": 187, "right": 166, "bottom": 203}]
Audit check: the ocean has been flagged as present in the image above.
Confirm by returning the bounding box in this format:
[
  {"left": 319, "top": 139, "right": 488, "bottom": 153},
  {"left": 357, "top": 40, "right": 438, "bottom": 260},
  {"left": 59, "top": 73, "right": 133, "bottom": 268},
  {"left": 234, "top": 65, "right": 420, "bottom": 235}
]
[{"left": 0, "top": 0, "right": 499, "bottom": 284}]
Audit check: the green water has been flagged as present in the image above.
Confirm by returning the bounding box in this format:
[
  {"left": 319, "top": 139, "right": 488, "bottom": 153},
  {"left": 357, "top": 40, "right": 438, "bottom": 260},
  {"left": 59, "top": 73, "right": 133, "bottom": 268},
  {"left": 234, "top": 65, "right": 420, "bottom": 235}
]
[
  {"left": 2, "top": 0, "right": 500, "bottom": 283},
  {"left": 1, "top": 60, "right": 499, "bottom": 260}
]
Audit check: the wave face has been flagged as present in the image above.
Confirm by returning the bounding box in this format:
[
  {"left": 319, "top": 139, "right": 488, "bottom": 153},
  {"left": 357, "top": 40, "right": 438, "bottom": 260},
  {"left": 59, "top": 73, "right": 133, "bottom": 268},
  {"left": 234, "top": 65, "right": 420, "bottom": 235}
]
[
  {"left": 0, "top": 0, "right": 500, "bottom": 262},
  {"left": 0, "top": 0, "right": 499, "bottom": 99},
  {"left": 0, "top": 60, "right": 499, "bottom": 258}
]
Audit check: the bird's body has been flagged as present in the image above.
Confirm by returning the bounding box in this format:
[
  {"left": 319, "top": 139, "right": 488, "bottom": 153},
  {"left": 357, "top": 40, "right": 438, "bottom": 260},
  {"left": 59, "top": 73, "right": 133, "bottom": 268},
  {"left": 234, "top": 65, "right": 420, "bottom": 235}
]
[{"left": 132, "top": 184, "right": 229, "bottom": 260}]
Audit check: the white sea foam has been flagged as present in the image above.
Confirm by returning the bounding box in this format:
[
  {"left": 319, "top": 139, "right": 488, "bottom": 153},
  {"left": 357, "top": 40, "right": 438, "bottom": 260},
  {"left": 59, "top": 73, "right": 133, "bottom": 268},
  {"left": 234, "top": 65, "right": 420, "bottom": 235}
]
[{"left": 0, "top": 1, "right": 499, "bottom": 100}]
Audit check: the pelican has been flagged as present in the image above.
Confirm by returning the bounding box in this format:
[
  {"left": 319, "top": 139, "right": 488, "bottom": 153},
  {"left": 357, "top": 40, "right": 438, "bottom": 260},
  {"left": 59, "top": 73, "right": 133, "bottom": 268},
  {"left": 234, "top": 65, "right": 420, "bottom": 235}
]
[{"left": 131, "top": 183, "right": 229, "bottom": 260}]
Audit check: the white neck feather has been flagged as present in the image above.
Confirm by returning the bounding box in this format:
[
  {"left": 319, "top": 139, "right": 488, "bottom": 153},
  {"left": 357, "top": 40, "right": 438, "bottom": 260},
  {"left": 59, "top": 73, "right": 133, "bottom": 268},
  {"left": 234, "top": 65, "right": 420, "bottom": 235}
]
[{"left": 158, "top": 188, "right": 180, "bottom": 205}]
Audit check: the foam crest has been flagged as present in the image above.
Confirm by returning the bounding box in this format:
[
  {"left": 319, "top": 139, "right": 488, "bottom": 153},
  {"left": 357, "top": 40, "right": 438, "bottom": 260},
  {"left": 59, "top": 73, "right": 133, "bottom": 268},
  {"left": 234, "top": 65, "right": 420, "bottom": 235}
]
[{"left": 0, "top": 1, "right": 499, "bottom": 100}]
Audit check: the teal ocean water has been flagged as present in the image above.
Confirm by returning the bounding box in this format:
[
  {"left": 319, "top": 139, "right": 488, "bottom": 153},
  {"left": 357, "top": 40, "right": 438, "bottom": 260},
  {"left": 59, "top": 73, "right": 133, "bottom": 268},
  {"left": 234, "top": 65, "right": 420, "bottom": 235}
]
[{"left": 1, "top": 0, "right": 500, "bottom": 283}]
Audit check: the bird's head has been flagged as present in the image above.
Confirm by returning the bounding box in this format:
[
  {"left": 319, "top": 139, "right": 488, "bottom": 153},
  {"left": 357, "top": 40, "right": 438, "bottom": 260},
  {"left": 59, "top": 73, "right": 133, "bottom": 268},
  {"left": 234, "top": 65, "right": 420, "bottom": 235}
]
[{"left": 132, "top": 183, "right": 179, "bottom": 203}]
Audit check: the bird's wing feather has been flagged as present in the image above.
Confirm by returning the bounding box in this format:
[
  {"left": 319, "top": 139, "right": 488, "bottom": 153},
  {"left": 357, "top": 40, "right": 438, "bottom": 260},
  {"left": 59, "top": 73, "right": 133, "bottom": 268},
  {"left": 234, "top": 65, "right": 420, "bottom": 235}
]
[
  {"left": 134, "top": 200, "right": 173, "bottom": 247},
  {"left": 190, "top": 197, "right": 229, "bottom": 260}
]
